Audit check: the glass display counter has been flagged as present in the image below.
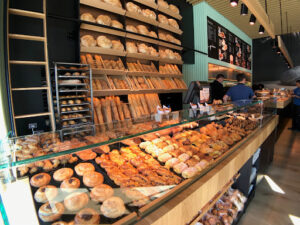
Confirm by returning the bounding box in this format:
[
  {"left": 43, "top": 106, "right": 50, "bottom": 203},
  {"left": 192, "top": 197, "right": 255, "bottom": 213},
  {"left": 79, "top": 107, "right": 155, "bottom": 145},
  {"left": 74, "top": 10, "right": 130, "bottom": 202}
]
[{"left": 0, "top": 100, "right": 276, "bottom": 225}]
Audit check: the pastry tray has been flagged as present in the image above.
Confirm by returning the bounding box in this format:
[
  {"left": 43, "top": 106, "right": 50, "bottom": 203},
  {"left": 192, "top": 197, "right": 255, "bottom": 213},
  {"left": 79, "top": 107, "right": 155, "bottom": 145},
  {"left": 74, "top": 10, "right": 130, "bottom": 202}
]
[
  {"left": 59, "top": 89, "right": 89, "bottom": 93},
  {"left": 58, "top": 83, "right": 87, "bottom": 87},
  {"left": 58, "top": 96, "right": 87, "bottom": 100},
  {"left": 61, "top": 102, "right": 91, "bottom": 107},
  {"left": 58, "top": 76, "right": 90, "bottom": 79},
  {"left": 61, "top": 115, "right": 92, "bottom": 122},
  {"left": 61, "top": 109, "right": 91, "bottom": 114}
]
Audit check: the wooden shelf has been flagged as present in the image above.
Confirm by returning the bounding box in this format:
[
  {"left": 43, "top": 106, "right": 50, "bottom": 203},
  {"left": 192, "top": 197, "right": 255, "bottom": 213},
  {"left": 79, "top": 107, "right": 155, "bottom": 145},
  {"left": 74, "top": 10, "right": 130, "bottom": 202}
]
[
  {"left": 15, "top": 112, "right": 51, "bottom": 119},
  {"left": 158, "top": 41, "right": 182, "bottom": 51},
  {"left": 157, "top": 73, "right": 183, "bottom": 77},
  {"left": 80, "top": 0, "right": 125, "bottom": 15},
  {"left": 12, "top": 87, "right": 49, "bottom": 91},
  {"left": 127, "top": 52, "right": 160, "bottom": 61},
  {"left": 127, "top": 71, "right": 160, "bottom": 76},
  {"left": 9, "top": 60, "right": 46, "bottom": 65},
  {"left": 158, "top": 23, "right": 183, "bottom": 35},
  {"left": 126, "top": 33, "right": 159, "bottom": 45},
  {"left": 92, "top": 68, "right": 127, "bottom": 76},
  {"left": 159, "top": 58, "right": 183, "bottom": 64},
  {"left": 8, "top": 34, "right": 45, "bottom": 42},
  {"left": 8, "top": 8, "right": 45, "bottom": 19},
  {"left": 93, "top": 88, "right": 186, "bottom": 96},
  {"left": 126, "top": 11, "right": 159, "bottom": 26},
  {"left": 157, "top": 6, "right": 182, "bottom": 20},
  {"left": 80, "top": 24, "right": 126, "bottom": 38},
  {"left": 133, "top": 0, "right": 157, "bottom": 9},
  {"left": 80, "top": 46, "right": 126, "bottom": 56}
]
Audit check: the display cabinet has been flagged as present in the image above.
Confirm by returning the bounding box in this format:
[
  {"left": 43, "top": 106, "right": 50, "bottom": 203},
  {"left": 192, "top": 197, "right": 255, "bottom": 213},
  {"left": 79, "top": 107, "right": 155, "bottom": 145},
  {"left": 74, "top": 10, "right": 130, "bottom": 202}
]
[{"left": 0, "top": 100, "right": 277, "bottom": 225}]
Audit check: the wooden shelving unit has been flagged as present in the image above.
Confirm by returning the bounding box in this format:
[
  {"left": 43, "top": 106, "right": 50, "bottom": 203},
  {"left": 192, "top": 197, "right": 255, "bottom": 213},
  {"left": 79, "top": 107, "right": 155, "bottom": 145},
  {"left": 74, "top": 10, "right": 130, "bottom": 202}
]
[
  {"left": 133, "top": 0, "right": 157, "bottom": 9},
  {"left": 126, "top": 52, "right": 160, "bottom": 61},
  {"left": 157, "top": 6, "right": 182, "bottom": 20},
  {"left": 80, "top": 24, "right": 126, "bottom": 38},
  {"left": 80, "top": 0, "right": 126, "bottom": 15},
  {"left": 158, "top": 23, "right": 183, "bottom": 35},
  {"left": 125, "top": 11, "right": 159, "bottom": 26},
  {"left": 80, "top": 46, "right": 126, "bottom": 56}
]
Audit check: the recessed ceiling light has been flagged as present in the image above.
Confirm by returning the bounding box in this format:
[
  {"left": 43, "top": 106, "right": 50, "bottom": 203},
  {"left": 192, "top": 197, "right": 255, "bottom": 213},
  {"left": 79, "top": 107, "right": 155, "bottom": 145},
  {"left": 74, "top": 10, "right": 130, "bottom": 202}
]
[
  {"left": 249, "top": 14, "right": 256, "bottom": 25},
  {"left": 259, "top": 25, "right": 265, "bottom": 34},
  {"left": 240, "top": 4, "right": 248, "bottom": 15},
  {"left": 230, "top": 0, "right": 238, "bottom": 7}
]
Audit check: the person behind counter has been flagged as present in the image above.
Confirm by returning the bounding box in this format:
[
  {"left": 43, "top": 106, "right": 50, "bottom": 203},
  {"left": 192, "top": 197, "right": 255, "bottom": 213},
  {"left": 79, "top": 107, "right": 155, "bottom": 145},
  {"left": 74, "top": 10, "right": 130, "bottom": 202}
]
[
  {"left": 210, "top": 74, "right": 225, "bottom": 102},
  {"left": 290, "top": 80, "right": 300, "bottom": 130},
  {"left": 223, "top": 73, "right": 255, "bottom": 103}
]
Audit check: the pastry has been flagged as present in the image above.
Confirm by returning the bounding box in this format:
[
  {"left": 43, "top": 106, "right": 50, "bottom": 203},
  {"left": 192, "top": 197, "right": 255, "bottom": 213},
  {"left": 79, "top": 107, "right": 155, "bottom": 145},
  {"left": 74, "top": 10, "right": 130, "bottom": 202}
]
[
  {"left": 126, "top": 41, "right": 138, "bottom": 53},
  {"left": 169, "top": 4, "right": 180, "bottom": 14},
  {"left": 90, "top": 184, "right": 114, "bottom": 202},
  {"left": 64, "top": 192, "right": 89, "bottom": 211},
  {"left": 100, "top": 196, "right": 126, "bottom": 218},
  {"left": 141, "top": 9, "right": 156, "bottom": 20},
  {"left": 137, "top": 25, "right": 149, "bottom": 36},
  {"left": 53, "top": 168, "right": 73, "bottom": 182},
  {"left": 96, "top": 15, "right": 111, "bottom": 26},
  {"left": 111, "top": 20, "right": 123, "bottom": 29},
  {"left": 75, "top": 99, "right": 82, "bottom": 104},
  {"left": 168, "top": 18, "right": 179, "bottom": 29},
  {"left": 103, "top": 0, "right": 122, "bottom": 8},
  {"left": 60, "top": 177, "right": 81, "bottom": 192},
  {"left": 126, "top": 2, "right": 141, "bottom": 13},
  {"left": 76, "top": 150, "right": 97, "bottom": 161},
  {"left": 149, "top": 31, "right": 157, "bottom": 38},
  {"left": 80, "top": 13, "right": 96, "bottom": 23},
  {"left": 81, "top": 35, "right": 96, "bottom": 47},
  {"left": 112, "top": 40, "right": 124, "bottom": 51},
  {"left": 83, "top": 171, "right": 104, "bottom": 187},
  {"left": 74, "top": 208, "right": 100, "bottom": 225},
  {"left": 126, "top": 25, "right": 137, "bottom": 33},
  {"left": 38, "top": 202, "right": 64, "bottom": 222},
  {"left": 34, "top": 185, "right": 58, "bottom": 203},
  {"left": 75, "top": 162, "right": 95, "bottom": 176},
  {"left": 138, "top": 43, "right": 149, "bottom": 54},
  {"left": 97, "top": 36, "right": 112, "bottom": 49},
  {"left": 30, "top": 173, "right": 51, "bottom": 187},
  {"left": 182, "top": 167, "right": 198, "bottom": 178},
  {"left": 173, "top": 162, "right": 188, "bottom": 174},
  {"left": 158, "top": 0, "right": 169, "bottom": 8}
]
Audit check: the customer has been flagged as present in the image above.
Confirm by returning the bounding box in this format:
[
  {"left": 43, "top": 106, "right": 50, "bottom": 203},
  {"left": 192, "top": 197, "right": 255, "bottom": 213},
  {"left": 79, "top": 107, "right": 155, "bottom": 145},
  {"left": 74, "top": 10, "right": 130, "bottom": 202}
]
[
  {"left": 223, "top": 73, "right": 254, "bottom": 102},
  {"left": 210, "top": 74, "right": 225, "bottom": 101},
  {"left": 290, "top": 80, "right": 300, "bottom": 130}
]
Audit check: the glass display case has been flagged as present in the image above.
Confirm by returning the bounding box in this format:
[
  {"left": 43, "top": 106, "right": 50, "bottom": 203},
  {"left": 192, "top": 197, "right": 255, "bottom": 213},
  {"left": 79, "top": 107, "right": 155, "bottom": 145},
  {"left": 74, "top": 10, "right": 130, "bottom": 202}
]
[{"left": 0, "top": 100, "right": 276, "bottom": 225}]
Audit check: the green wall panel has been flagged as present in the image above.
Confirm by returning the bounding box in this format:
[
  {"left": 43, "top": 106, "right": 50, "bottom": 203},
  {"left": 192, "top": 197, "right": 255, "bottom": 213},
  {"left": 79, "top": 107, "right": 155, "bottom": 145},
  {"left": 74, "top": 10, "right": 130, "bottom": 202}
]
[{"left": 183, "top": 2, "right": 252, "bottom": 85}]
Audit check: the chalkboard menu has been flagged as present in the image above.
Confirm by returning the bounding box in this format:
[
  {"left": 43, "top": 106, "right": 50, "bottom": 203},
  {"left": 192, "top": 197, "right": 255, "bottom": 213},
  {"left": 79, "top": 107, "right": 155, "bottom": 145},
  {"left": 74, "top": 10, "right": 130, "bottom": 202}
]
[{"left": 207, "top": 17, "right": 251, "bottom": 70}]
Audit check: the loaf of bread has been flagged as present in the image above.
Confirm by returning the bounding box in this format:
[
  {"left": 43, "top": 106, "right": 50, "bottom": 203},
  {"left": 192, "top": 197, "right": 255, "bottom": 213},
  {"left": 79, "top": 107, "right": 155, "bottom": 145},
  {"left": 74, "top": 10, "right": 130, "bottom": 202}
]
[
  {"left": 168, "top": 18, "right": 179, "bottom": 29},
  {"left": 126, "top": 25, "right": 138, "bottom": 33},
  {"left": 126, "top": 41, "right": 138, "bottom": 53},
  {"left": 126, "top": 2, "right": 141, "bottom": 13},
  {"left": 111, "top": 20, "right": 123, "bottom": 29},
  {"left": 86, "top": 54, "right": 96, "bottom": 68},
  {"left": 158, "top": 32, "right": 167, "bottom": 40},
  {"left": 96, "top": 15, "right": 112, "bottom": 26},
  {"left": 169, "top": 4, "right": 180, "bottom": 14},
  {"left": 97, "top": 36, "right": 112, "bottom": 49},
  {"left": 158, "top": 0, "right": 169, "bottom": 8},
  {"left": 158, "top": 14, "right": 168, "bottom": 24},
  {"left": 149, "top": 31, "right": 157, "bottom": 38},
  {"left": 112, "top": 40, "right": 124, "bottom": 51},
  {"left": 103, "top": 0, "right": 122, "bottom": 8},
  {"left": 80, "top": 55, "right": 88, "bottom": 64},
  {"left": 80, "top": 13, "right": 96, "bottom": 23},
  {"left": 94, "top": 55, "right": 104, "bottom": 69},
  {"left": 137, "top": 25, "right": 149, "bottom": 36},
  {"left": 141, "top": 9, "right": 156, "bottom": 20},
  {"left": 137, "top": 43, "right": 149, "bottom": 54},
  {"left": 148, "top": 46, "right": 159, "bottom": 57},
  {"left": 81, "top": 35, "right": 96, "bottom": 47}
]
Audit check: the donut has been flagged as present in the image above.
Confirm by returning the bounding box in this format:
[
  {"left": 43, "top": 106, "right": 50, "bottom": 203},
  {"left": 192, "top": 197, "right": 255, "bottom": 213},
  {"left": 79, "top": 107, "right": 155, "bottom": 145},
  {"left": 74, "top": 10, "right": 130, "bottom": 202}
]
[
  {"left": 38, "top": 202, "right": 64, "bottom": 222},
  {"left": 76, "top": 150, "right": 97, "bottom": 161},
  {"left": 64, "top": 192, "right": 89, "bottom": 211},
  {"left": 83, "top": 171, "right": 104, "bottom": 187},
  {"left": 100, "top": 196, "right": 126, "bottom": 218},
  {"left": 75, "top": 163, "right": 95, "bottom": 176},
  {"left": 74, "top": 208, "right": 100, "bottom": 225},
  {"left": 30, "top": 173, "right": 51, "bottom": 187},
  {"left": 53, "top": 168, "right": 73, "bottom": 182},
  {"left": 90, "top": 184, "right": 114, "bottom": 202},
  {"left": 60, "top": 177, "right": 81, "bottom": 192},
  {"left": 34, "top": 185, "right": 58, "bottom": 203}
]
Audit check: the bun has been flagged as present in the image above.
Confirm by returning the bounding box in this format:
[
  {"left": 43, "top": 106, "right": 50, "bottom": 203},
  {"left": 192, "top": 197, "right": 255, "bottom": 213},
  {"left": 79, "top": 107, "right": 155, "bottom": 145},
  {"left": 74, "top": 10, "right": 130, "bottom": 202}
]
[
  {"left": 81, "top": 35, "right": 96, "bottom": 47},
  {"left": 97, "top": 36, "right": 112, "bottom": 49},
  {"left": 168, "top": 18, "right": 179, "bottom": 29},
  {"left": 103, "top": 0, "right": 122, "bottom": 8},
  {"left": 60, "top": 177, "right": 80, "bottom": 192},
  {"left": 53, "top": 168, "right": 73, "bottom": 182},
  {"left": 75, "top": 162, "right": 95, "bottom": 176},
  {"left": 30, "top": 173, "right": 51, "bottom": 187},
  {"left": 83, "top": 171, "right": 104, "bottom": 187},
  {"left": 126, "top": 25, "right": 137, "bottom": 33},
  {"left": 137, "top": 25, "right": 149, "bottom": 36},
  {"left": 169, "top": 4, "right": 180, "bottom": 14},
  {"left": 74, "top": 208, "right": 100, "bottom": 225},
  {"left": 34, "top": 185, "right": 58, "bottom": 203},
  {"left": 90, "top": 184, "right": 114, "bottom": 202},
  {"left": 126, "top": 2, "right": 141, "bottom": 13},
  {"left": 141, "top": 9, "right": 156, "bottom": 20},
  {"left": 158, "top": 0, "right": 169, "bottom": 8},
  {"left": 126, "top": 41, "right": 138, "bottom": 53},
  {"left": 112, "top": 40, "right": 124, "bottom": 51},
  {"left": 111, "top": 20, "right": 123, "bottom": 29},
  {"left": 149, "top": 31, "right": 157, "bottom": 38},
  {"left": 64, "top": 192, "right": 89, "bottom": 211},
  {"left": 96, "top": 15, "right": 111, "bottom": 26},
  {"left": 100, "top": 197, "right": 126, "bottom": 218},
  {"left": 38, "top": 202, "right": 64, "bottom": 222},
  {"left": 138, "top": 43, "right": 149, "bottom": 54},
  {"left": 80, "top": 13, "right": 96, "bottom": 23},
  {"left": 158, "top": 14, "right": 168, "bottom": 24}
]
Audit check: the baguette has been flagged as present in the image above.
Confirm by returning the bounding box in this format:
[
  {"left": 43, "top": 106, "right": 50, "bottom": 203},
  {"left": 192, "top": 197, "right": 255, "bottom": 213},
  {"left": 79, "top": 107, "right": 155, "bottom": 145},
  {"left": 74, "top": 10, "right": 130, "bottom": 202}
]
[
  {"left": 86, "top": 54, "right": 95, "bottom": 68},
  {"left": 80, "top": 55, "right": 88, "bottom": 64},
  {"left": 102, "top": 98, "right": 113, "bottom": 129},
  {"left": 139, "top": 94, "right": 150, "bottom": 115},
  {"left": 115, "top": 96, "right": 125, "bottom": 121},
  {"left": 95, "top": 79, "right": 102, "bottom": 90},
  {"left": 94, "top": 55, "right": 104, "bottom": 69},
  {"left": 110, "top": 97, "right": 120, "bottom": 121},
  {"left": 122, "top": 103, "right": 131, "bottom": 119}
]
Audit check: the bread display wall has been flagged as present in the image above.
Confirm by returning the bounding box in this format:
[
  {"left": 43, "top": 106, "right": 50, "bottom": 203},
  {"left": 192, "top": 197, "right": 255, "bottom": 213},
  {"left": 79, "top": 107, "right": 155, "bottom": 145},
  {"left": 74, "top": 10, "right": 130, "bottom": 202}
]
[
  {"left": 126, "top": 2, "right": 156, "bottom": 21},
  {"left": 159, "top": 64, "right": 181, "bottom": 74},
  {"left": 81, "top": 54, "right": 125, "bottom": 71}
]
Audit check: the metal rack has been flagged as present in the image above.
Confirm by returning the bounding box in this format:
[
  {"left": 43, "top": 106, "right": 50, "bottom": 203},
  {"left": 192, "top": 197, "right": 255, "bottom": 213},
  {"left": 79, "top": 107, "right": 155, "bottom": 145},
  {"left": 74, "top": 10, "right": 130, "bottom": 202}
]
[{"left": 54, "top": 62, "right": 94, "bottom": 130}]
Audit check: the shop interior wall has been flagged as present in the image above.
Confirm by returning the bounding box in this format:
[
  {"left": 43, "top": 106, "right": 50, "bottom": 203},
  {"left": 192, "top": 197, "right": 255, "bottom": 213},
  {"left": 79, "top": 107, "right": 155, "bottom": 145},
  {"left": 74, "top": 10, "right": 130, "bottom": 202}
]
[
  {"left": 183, "top": 1, "right": 252, "bottom": 86},
  {"left": 253, "top": 33, "right": 300, "bottom": 83}
]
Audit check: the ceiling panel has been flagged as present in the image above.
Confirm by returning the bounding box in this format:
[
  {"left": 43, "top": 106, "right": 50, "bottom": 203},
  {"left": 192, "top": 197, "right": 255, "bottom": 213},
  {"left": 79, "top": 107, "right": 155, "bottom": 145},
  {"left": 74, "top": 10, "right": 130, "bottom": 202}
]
[{"left": 186, "top": 0, "right": 300, "bottom": 39}]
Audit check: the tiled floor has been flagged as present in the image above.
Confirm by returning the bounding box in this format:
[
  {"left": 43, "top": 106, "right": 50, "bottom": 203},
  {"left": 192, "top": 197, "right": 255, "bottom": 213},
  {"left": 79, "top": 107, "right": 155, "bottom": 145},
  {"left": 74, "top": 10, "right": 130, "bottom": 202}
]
[{"left": 239, "top": 119, "right": 300, "bottom": 225}]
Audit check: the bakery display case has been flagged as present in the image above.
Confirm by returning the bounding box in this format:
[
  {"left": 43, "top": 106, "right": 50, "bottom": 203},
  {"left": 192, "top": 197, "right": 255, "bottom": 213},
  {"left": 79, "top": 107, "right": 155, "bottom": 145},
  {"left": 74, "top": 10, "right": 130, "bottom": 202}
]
[{"left": 0, "top": 100, "right": 277, "bottom": 225}]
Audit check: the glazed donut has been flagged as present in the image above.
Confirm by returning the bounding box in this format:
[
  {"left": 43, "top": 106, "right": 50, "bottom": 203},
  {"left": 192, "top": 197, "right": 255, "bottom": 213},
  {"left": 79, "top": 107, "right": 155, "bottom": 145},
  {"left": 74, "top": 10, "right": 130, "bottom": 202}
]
[
  {"left": 30, "top": 173, "right": 51, "bottom": 187},
  {"left": 96, "top": 15, "right": 112, "bottom": 26},
  {"left": 34, "top": 185, "right": 58, "bottom": 203},
  {"left": 60, "top": 177, "right": 81, "bottom": 192},
  {"left": 80, "top": 13, "right": 96, "bottom": 23},
  {"left": 96, "top": 36, "right": 112, "bottom": 49},
  {"left": 75, "top": 163, "right": 95, "bottom": 176},
  {"left": 81, "top": 35, "right": 96, "bottom": 47},
  {"left": 53, "top": 168, "right": 73, "bottom": 182},
  {"left": 64, "top": 192, "right": 89, "bottom": 211},
  {"left": 90, "top": 184, "right": 114, "bottom": 202},
  {"left": 74, "top": 208, "right": 100, "bottom": 225},
  {"left": 38, "top": 202, "right": 64, "bottom": 222},
  {"left": 83, "top": 171, "right": 104, "bottom": 187},
  {"left": 100, "top": 196, "right": 126, "bottom": 218},
  {"left": 111, "top": 20, "right": 123, "bottom": 29}
]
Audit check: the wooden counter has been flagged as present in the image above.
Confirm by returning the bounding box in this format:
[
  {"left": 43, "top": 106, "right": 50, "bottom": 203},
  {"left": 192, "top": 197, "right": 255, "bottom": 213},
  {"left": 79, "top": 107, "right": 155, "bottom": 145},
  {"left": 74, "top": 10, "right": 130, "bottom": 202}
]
[
  {"left": 275, "top": 98, "right": 292, "bottom": 109},
  {"left": 136, "top": 115, "right": 279, "bottom": 225}
]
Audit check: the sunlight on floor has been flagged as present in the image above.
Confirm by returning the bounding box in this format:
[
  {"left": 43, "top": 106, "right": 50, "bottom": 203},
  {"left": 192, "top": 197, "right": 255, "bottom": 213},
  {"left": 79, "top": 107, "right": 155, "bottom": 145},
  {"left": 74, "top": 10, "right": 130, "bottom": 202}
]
[{"left": 264, "top": 175, "right": 285, "bottom": 194}]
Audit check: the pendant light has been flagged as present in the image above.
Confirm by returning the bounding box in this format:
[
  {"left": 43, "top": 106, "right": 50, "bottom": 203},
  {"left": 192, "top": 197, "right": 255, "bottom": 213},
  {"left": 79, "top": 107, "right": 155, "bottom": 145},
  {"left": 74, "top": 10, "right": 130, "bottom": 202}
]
[
  {"left": 249, "top": 14, "right": 256, "bottom": 25},
  {"left": 230, "top": 0, "right": 238, "bottom": 7},
  {"left": 259, "top": 25, "right": 265, "bottom": 34},
  {"left": 240, "top": 4, "right": 248, "bottom": 15}
]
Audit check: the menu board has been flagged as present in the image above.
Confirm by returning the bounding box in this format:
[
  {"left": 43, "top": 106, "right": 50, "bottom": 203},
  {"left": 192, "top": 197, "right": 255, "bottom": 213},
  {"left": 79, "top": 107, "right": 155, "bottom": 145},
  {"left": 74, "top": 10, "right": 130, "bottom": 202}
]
[{"left": 207, "top": 17, "right": 251, "bottom": 70}]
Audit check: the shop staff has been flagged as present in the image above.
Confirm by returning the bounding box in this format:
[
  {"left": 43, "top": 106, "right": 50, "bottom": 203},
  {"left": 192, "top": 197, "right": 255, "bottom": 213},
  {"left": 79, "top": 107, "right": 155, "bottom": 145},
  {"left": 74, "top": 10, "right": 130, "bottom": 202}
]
[
  {"left": 290, "top": 80, "right": 300, "bottom": 130},
  {"left": 210, "top": 74, "right": 225, "bottom": 101},
  {"left": 223, "top": 73, "right": 254, "bottom": 102}
]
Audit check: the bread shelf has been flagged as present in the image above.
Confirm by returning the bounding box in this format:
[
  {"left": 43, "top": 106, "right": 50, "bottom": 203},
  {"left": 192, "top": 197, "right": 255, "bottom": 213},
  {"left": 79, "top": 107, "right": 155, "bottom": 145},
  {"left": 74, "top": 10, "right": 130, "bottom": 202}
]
[
  {"left": 133, "top": 0, "right": 157, "bottom": 9},
  {"left": 127, "top": 71, "right": 160, "bottom": 76},
  {"left": 157, "top": 6, "right": 182, "bottom": 20},
  {"left": 92, "top": 69, "right": 183, "bottom": 77},
  {"left": 80, "top": 24, "right": 126, "bottom": 38},
  {"left": 93, "top": 88, "right": 186, "bottom": 96},
  {"left": 81, "top": 46, "right": 126, "bottom": 56},
  {"left": 127, "top": 52, "right": 160, "bottom": 61},
  {"left": 92, "top": 68, "right": 127, "bottom": 76},
  {"left": 125, "top": 11, "right": 159, "bottom": 26},
  {"left": 158, "top": 41, "right": 183, "bottom": 51},
  {"left": 80, "top": 0, "right": 125, "bottom": 16},
  {"left": 158, "top": 23, "right": 183, "bottom": 35},
  {"left": 159, "top": 58, "right": 183, "bottom": 64},
  {"left": 126, "top": 33, "right": 159, "bottom": 45}
]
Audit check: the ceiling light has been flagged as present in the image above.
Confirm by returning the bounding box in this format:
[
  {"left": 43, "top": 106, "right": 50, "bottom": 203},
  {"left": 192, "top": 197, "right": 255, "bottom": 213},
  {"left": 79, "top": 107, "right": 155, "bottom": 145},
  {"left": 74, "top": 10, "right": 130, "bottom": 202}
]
[
  {"left": 249, "top": 14, "right": 256, "bottom": 25},
  {"left": 259, "top": 25, "right": 265, "bottom": 34},
  {"left": 276, "top": 48, "right": 281, "bottom": 54},
  {"left": 230, "top": 0, "right": 238, "bottom": 7},
  {"left": 240, "top": 3, "right": 248, "bottom": 15}
]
